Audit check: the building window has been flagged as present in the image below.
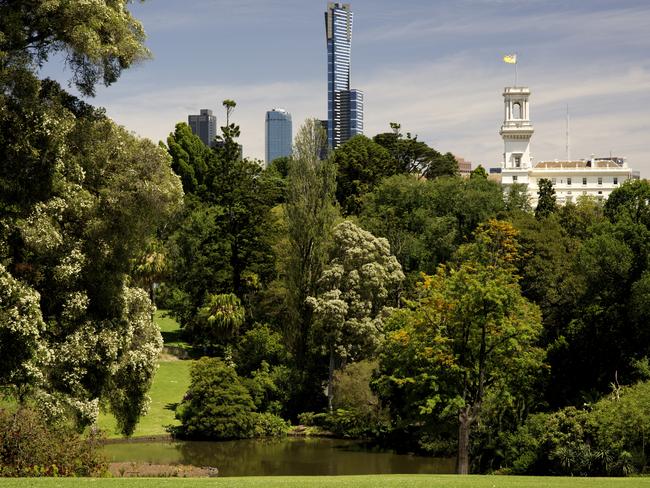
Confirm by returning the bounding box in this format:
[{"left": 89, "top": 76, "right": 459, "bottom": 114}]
[
  {"left": 582, "top": 177, "right": 587, "bottom": 185},
  {"left": 514, "top": 155, "right": 521, "bottom": 168},
  {"left": 567, "top": 178, "right": 572, "bottom": 186},
  {"left": 567, "top": 196, "right": 573, "bottom": 203},
  {"left": 513, "top": 102, "right": 522, "bottom": 119},
  {"left": 598, "top": 191, "right": 603, "bottom": 195},
  {"left": 614, "top": 177, "right": 618, "bottom": 185},
  {"left": 551, "top": 178, "right": 556, "bottom": 185},
  {"left": 513, "top": 175, "right": 518, "bottom": 182},
  {"left": 598, "top": 177, "right": 602, "bottom": 185},
  {"left": 583, "top": 191, "right": 587, "bottom": 195}
]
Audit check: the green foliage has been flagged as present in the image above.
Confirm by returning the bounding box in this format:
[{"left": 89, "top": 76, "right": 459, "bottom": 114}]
[
  {"left": 192, "top": 293, "right": 246, "bottom": 347},
  {"left": 372, "top": 124, "right": 458, "bottom": 178},
  {"left": 0, "top": 74, "right": 181, "bottom": 434},
  {"left": 307, "top": 221, "right": 404, "bottom": 410},
  {"left": 245, "top": 362, "right": 292, "bottom": 415},
  {"left": 535, "top": 178, "right": 557, "bottom": 219},
  {"left": 283, "top": 119, "right": 338, "bottom": 363},
  {"left": 360, "top": 175, "right": 504, "bottom": 280},
  {"left": 332, "top": 360, "right": 382, "bottom": 415},
  {"left": 174, "top": 358, "right": 290, "bottom": 440},
  {"left": 0, "top": 264, "right": 46, "bottom": 391},
  {"left": 505, "top": 183, "right": 532, "bottom": 214},
  {"left": 332, "top": 135, "right": 396, "bottom": 215},
  {"left": 604, "top": 179, "right": 650, "bottom": 227},
  {"left": 252, "top": 412, "right": 290, "bottom": 437},
  {"left": 235, "top": 324, "right": 290, "bottom": 375},
  {"left": 0, "top": 407, "right": 107, "bottom": 477},
  {"left": 0, "top": 0, "right": 150, "bottom": 96},
  {"left": 166, "top": 123, "right": 212, "bottom": 194},
  {"left": 165, "top": 123, "right": 281, "bottom": 331},
  {"left": 470, "top": 166, "right": 488, "bottom": 180},
  {"left": 375, "top": 224, "right": 544, "bottom": 472},
  {"left": 174, "top": 358, "right": 257, "bottom": 440},
  {"left": 268, "top": 156, "right": 292, "bottom": 179}
]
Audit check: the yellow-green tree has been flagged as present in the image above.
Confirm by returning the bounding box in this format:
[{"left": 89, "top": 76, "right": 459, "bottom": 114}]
[{"left": 376, "top": 222, "right": 544, "bottom": 474}]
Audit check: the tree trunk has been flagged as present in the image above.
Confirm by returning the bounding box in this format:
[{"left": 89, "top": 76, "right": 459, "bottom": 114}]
[
  {"left": 457, "top": 406, "right": 472, "bottom": 475},
  {"left": 327, "top": 345, "right": 335, "bottom": 412}
]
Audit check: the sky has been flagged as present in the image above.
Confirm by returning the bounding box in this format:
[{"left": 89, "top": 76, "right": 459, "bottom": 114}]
[{"left": 43, "top": 0, "right": 650, "bottom": 174}]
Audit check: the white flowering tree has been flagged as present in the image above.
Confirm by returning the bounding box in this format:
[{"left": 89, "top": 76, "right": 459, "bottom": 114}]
[{"left": 307, "top": 221, "right": 404, "bottom": 411}]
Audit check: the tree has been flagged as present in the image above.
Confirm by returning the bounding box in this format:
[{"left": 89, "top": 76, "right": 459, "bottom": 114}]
[
  {"left": 0, "top": 80, "right": 182, "bottom": 434},
  {"left": 505, "top": 183, "right": 532, "bottom": 214},
  {"left": 470, "top": 166, "right": 488, "bottom": 180},
  {"left": 283, "top": 119, "right": 338, "bottom": 362},
  {"left": 0, "top": 1, "right": 182, "bottom": 435},
  {"left": 193, "top": 293, "right": 246, "bottom": 349},
  {"left": 307, "top": 221, "right": 404, "bottom": 411},
  {"left": 174, "top": 358, "right": 257, "bottom": 440},
  {"left": 360, "top": 174, "right": 505, "bottom": 280},
  {"left": 604, "top": 179, "right": 650, "bottom": 227},
  {"left": 0, "top": 0, "right": 150, "bottom": 96},
  {"left": 166, "top": 122, "right": 213, "bottom": 195},
  {"left": 164, "top": 117, "right": 282, "bottom": 332},
  {"left": 332, "top": 135, "right": 395, "bottom": 215},
  {"left": 373, "top": 123, "right": 458, "bottom": 178},
  {"left": 222, "top": 99, "right": 237, "bottom": 127},
  {"left": 375, "top": 223, "right": 544, "bottom": 474},
  {"left": 535, "top": 178, "right": 557, "bottom": 219}
]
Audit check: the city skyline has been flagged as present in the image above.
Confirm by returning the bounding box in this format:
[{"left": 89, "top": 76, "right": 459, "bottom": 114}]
[{"left": 40, "top": 0, "right": 650, "bottom": 175}]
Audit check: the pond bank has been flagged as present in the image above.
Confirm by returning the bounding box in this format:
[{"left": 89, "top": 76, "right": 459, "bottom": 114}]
[{"left": 102, "top": 437, "right": 455, "bottom": 477}]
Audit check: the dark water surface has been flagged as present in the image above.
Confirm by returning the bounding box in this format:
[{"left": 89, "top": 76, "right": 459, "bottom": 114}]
[{"left": 103, "top": 437, "right": 455, "bottom": 477}]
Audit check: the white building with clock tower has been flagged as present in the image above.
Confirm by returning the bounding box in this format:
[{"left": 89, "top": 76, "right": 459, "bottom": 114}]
[{"left": 499, "top": 86, "right": 637, "bottom": 206}]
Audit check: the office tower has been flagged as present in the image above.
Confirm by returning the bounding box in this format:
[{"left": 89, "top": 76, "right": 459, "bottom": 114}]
[
  {"left": 188, "top": 109, "right": 217, "bottom": 147},
  {"left": 265, "top": 108, "right": 293, "bottom": 165},
  {"left": 325, "top": 2, "right": 364, "bottom": 149}
]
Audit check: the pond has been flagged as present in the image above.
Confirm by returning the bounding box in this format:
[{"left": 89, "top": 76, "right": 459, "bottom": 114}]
[{"left": 103, "top": 437, "right": 455, "bottom": 477}]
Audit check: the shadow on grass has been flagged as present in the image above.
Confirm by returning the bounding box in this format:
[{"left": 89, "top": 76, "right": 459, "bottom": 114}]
[{"left": 165, "top": 402, "right": 180, "bottom": 412}]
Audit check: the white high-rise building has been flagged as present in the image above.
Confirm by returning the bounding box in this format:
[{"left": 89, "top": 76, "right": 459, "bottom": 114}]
[{"left": 499, "top": 86, "right": 637, "bottom": 206}]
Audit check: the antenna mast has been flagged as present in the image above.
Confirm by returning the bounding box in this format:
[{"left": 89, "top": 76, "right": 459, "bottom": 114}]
[{"left": 566, "top": 104, "right": 570, "bottom": 161}]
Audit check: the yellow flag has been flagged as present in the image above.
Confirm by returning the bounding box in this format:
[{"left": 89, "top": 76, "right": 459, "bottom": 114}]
[{"left": 503, "top": 54, "right": 517, "bottom": 64}]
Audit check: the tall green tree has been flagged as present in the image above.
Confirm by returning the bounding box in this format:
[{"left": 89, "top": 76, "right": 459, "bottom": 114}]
[
  {"left": 307, "top": 221, "right": 404, "bottom": 411},
  {"left": 535, "top": 178, "right": 557, "bottom": 219},
  {"left": 0, "top": 80, "right": 183, "bottom": 434},
  {"left": 375, "top": 222, "right": 544, "bottom": 474},
  {"left": 165, "top": 119, "right": 281, "bottom": 333},
  {"left": 283, "top": 119, "right": 338, "bottom": 362},
  {"left": 332, "top": 135, "right": 396, "bottom": 215}
]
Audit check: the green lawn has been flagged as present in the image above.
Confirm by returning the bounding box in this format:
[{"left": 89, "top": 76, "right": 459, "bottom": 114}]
[
  {"left": 156, "top": 309, "right": 191, "bottom": 350},
  {"left": 96, "top": 311, "right": 192, "bottom": 438},
  {"left": 96, "top": 359, "right": 191, "bottom": 438},
  {"left": 3, "top": 475, "right": 650, "bottom": 487}
]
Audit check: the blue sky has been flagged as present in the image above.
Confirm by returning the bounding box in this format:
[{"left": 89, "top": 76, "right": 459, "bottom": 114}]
[{"left": 44, "top": 0, "right": 650, "bottom": 174}]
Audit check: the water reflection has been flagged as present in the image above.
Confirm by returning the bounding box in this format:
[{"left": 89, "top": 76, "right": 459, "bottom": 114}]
[{"left": 103, "top": 438, "right": 454, "bottom": 477}]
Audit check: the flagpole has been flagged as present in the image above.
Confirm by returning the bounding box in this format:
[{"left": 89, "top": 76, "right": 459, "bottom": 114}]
[{"left": 514, "top": 57, "right": 518, "bottom": 87}]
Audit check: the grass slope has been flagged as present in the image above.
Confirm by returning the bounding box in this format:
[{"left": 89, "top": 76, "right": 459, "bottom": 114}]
[
  {"left": 3, "top": 475, "right": 650, "bottom": 487},
  {"left": 97, "top": 311, "right": 192, "bottom": 438}
]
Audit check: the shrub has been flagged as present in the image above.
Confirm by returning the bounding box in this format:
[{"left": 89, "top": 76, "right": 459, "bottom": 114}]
[
  {"left": 253, "top": 412, "right": 290, "bottom": 437},
  {"left": 173, "top": 357, "right": 257, "bottom": 440},
  {"left": 504, "top": 404, "right": 636, "bottom": 476},
  {"left": 235, "top": 323, "right": 289, "bottom": 375},
  {"left": 0, "top": 407, "right": 107, "bottom": 477}
]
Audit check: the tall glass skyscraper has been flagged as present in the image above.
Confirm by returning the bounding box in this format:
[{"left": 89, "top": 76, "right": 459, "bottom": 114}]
[
  {"left": 188, "top": 109, "right": 217, "bottom": 147},
  {"left": 325, "top": 2, "right": 363, "bottom": 149},
  {"left": 265, "top": 108, "right": 292, "bottom": 165}
]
